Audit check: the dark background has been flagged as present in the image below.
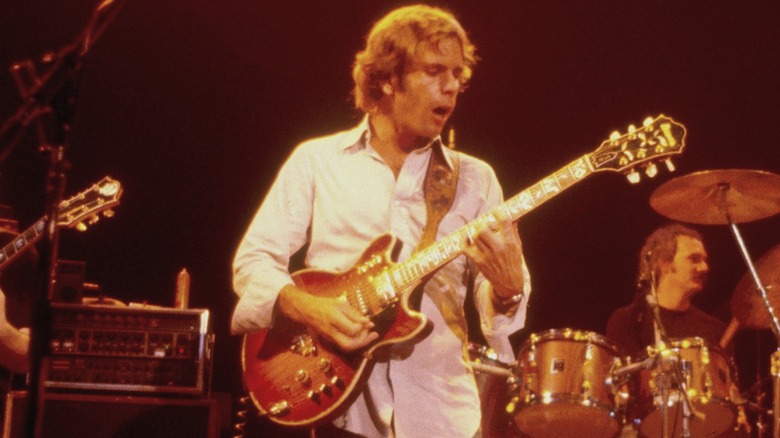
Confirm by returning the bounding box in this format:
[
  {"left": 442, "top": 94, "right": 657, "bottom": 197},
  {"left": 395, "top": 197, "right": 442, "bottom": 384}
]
[{"left": 1, "top": 0, "right": 779, "bottom": 430}]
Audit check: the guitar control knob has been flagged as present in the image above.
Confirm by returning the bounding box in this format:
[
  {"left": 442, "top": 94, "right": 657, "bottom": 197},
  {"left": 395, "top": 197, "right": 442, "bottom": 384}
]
[
  {"left": 307, "top": 390, "right": 321, "bottom": 402},
  {"left": 295, "top": 370, "right": 311, "bottom": 386},
  {"left": 268, "top": 400, "right": 290, "bottom": 417},
  {"left": 318, "top": 384, "right": 332, "bottom": 397},
  {"left": 330, "top": 376, "right": 345, "bottom": 389},
  {"left": 318, "top": 358, "right": 332, "bottom": 373}
]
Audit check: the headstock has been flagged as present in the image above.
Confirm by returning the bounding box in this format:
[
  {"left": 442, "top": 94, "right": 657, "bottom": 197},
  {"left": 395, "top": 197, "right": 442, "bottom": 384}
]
[
  {"left": 57, "top": 176, "right": 123, "bottom": 230},
  {"left": 589, "top": 115, "right": 687, "bottom": 184}
]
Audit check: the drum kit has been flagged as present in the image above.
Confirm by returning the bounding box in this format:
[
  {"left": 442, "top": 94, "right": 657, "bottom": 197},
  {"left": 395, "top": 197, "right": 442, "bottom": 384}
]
[{"left": 469, "top": 169, "right": 780, "bottom": 438}]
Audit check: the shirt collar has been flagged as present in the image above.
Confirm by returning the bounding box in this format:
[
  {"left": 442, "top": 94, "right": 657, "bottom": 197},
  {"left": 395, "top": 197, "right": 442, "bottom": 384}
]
[{"left": 340, "top": 116, "right": 454, "bottom": 170}]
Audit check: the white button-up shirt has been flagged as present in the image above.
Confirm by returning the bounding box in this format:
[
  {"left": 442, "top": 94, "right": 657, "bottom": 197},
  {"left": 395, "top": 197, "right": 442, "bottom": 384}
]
[{"left": 232, "top": 118, "right": 531, "bottom": 438}]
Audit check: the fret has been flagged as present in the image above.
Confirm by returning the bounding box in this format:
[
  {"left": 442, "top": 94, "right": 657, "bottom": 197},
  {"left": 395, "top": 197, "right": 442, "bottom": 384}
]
[
  {"left": 410, "top": 263, "right": 422, "bottom": 281},
  {"left": 441, "top": 234, "right": 461, "bottom": 256},
  {"left": 426, "top": 248, "right": 441, "bottom": 266},
  {"left": 0, "top": 246, "right": 14, "bottom": 262},
  {"left": 553, "top": 167, "right": 573, "bottom": 188},
  {"left": 541, "top": 175, "right": 562, "bottom": 196},
  {"left": 12, "top": 236, "right": 25, "bottom": 252},
  {"left": 418, "top": 253, "right": 431, "bottom": 271},
  {"left": 529, "top": 184, "right": 546, "bottom": 203},
  {"left": 391, "top": 269, "right": 404, "bottom": 290},
  {"left": 569, "top": 156, "right": 590, "bottom": 179},
  {"left": 554, "top": 167, "right": 575, "bottom": 188}
]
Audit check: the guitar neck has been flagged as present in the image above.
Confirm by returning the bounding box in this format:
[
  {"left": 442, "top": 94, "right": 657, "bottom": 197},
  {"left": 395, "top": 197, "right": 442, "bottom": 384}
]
[
  {"left": 389, "top": 154, "right": 595, "bottom": 290},
  {"left": 0, "top": 216, "right": 47, "bottom": 271}
]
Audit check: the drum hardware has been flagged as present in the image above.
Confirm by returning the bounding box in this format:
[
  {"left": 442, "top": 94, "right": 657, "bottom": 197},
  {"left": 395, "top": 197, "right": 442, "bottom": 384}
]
[
  {"left": 643, "top": 267, "right": 706, "bottom": 437},
  {"left": 608, "top": 352, "right": 656, "bottom": 384},
  {"left": 470, "top": 361, "right": 514, "bottom": 379},
  {"left": 651, "top": 168, "right": 780, "bottom": 437},
  {"left": 467, "top": 343, "right": 518, "bottom": 438},
  {"left": 627, "top": 338, "right": 741, "bottom": 438}
]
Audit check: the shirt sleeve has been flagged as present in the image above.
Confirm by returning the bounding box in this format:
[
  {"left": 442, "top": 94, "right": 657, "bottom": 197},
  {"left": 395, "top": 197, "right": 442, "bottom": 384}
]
[
  {"left": 474, "top": 260, "right": 532, "bottom": 363},
  {"left": 231, "top": 145, "right": 314, "bottom": 334},
  {"left": 469, "top": 163, "right": 532, "bottom": 364}
]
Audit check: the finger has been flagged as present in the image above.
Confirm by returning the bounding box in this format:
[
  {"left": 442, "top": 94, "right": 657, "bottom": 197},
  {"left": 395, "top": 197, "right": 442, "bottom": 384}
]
[
  {"left": 332, "top": 328, "right": 379, "bottom": 352},
  {"left": 340, "top": 304, "right": 375, "bottom": 330}
]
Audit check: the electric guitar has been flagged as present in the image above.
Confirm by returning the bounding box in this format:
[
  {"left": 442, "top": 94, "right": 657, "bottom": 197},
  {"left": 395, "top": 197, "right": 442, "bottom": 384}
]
[
  {"left": 0, "top": 176, "right": 123, "bottom": 271},
  {"left": 242, "top": 115, "right": 687, "bottom": 427}
]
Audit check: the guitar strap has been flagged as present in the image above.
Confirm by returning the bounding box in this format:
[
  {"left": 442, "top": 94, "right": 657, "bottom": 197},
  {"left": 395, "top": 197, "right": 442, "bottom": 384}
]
[
  {"left": 407, "top": 143, "right": 460, "bottom": 311},
  {"left": 418, "top": 143, "right": 460, "bottom": 251}
]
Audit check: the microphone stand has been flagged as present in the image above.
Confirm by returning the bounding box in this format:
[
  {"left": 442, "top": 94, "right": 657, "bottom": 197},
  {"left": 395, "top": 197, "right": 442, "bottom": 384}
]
[
  {"left": 645, "top": 275, "right": 703, "bottom": 438},
  {"left": 0, "top": 2, "right": 126, "bottom": 437}
]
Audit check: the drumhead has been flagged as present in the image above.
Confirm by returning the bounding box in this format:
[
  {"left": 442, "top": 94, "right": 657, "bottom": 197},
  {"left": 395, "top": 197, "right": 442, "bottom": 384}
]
[{"left": 519, "top": 328, "right": 618, "bottom": 353}]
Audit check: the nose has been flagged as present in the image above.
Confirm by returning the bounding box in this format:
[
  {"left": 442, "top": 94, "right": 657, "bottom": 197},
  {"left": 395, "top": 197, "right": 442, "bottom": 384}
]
[{"left": 441, "top": 70, "right": 460, "bottom": 95}]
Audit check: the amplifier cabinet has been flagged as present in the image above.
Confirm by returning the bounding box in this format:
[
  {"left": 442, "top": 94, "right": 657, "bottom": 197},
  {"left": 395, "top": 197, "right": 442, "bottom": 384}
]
[
  {"left": 44, "top": 303, "right": 212, "bottom": 395},
  {"left": 3, "top": 391, "right": 219, "bottom": 438}
]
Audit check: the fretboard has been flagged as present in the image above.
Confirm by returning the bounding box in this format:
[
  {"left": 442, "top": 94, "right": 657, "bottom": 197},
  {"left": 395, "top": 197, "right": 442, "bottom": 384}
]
[
  {"left": 0, "top": 217, "right": 47, "bottom": 270},
  {"left": 388, "top": 154, "right": 594, "bottom": 291}
]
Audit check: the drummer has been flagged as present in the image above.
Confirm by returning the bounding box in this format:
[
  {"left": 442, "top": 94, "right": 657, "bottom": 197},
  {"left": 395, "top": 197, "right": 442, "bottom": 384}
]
[
  {"left": 605, "top": 222, "right": 748, "bottom": 436},
  {"left": 606, "top": 222, "right": 731, "bottom": 356}
]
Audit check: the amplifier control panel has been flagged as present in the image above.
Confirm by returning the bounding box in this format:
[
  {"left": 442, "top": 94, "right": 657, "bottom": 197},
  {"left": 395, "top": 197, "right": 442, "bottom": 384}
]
[{"left": 44, "top": 303, "right": 212, "bottom": 395}]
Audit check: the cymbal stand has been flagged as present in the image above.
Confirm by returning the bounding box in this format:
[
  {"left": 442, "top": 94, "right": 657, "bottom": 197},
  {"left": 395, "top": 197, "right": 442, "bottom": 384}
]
[{"left": 711, "top": 183, "right": 780, "bottom": 437}]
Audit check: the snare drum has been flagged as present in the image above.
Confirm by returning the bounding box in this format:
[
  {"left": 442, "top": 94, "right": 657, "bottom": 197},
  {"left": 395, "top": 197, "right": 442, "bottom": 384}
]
[
  {"left": 511, "top": 329, "right": 621, "bottom": 438},
  {"left": 634, "top": 337, "right": 737, "bottom": 438},
  {"left": 468, "top": 343, "right": 517, "bottom": 438}
]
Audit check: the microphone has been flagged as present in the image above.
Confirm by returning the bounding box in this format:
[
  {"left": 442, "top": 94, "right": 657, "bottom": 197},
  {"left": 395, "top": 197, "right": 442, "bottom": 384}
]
[
  {"left": 636, "top": 249, "right": 653, "bottom": 290},
  {"left": 606, "top": 355, "right": 655, "bottom": 385},
  {"left": 645, "top": 292, "right": 658, "bottom": 308}
]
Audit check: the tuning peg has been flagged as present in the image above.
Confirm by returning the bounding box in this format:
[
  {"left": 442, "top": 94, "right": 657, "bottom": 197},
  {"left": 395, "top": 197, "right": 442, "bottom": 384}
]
[
  {"left": 76, "top": 222, "right": 88, "bottom": 232},
  {"left": 645, "top": 163, "right": 658, "bottom": 178},
  {"left": 103, "top": 209, "right": 115, "bottom": 218},
  {"left": 643, "top": 117, "right": 654, "bottom": 128},
  {"left": 88, "top": 215, "right": 100, "bottom": 225},
  {"left": 627, "top": 124, "right": 637, "bottom": 134},
  {"left": 609, "top": 131, "right": 621, "bottom": 141},
  {"left": 664, "top": 158, "right": 675, "bottom": 172},
  {"left": 626, "top": 169, "right": 641, "bottom": 184}
]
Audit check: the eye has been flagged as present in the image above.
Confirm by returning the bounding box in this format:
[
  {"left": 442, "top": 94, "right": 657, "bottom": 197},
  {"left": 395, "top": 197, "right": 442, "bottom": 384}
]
[
  {"left": 425, "top": 65, "right": 445, "bottom": 76},
  {"left": 453, "top": 67, "right": 465, "bottom": 80}
]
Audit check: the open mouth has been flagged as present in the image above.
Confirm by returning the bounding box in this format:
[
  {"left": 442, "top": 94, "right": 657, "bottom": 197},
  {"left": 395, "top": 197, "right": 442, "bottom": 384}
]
[{"left": 432, "top": 106, "right": 451, "bottom": 119}]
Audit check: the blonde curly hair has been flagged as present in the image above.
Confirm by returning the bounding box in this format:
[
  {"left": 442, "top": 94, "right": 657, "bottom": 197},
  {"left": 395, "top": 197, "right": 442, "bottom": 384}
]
[{"left": 352, "top": 5, "right": 477, "bottom": 112}]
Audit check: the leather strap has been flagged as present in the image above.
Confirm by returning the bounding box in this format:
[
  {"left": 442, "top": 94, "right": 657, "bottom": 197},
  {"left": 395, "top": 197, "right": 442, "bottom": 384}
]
[{"left": 417, "top": 144, "right": 460, "bottom": 251}]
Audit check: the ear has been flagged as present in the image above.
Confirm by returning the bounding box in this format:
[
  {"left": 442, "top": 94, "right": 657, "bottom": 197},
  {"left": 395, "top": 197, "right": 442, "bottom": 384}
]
[{"left": 657, "top": 259, "right": 673, "bottom": 275}]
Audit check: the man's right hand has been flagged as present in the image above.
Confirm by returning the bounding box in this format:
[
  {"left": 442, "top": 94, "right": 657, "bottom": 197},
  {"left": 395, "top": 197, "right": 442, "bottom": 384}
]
[{"left": 277, "top": 284, "right": 379, "bottom": 352}]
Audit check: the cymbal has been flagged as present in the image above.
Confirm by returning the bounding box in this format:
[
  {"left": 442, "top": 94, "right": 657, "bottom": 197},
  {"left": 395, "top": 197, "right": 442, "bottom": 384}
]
[
  {"left": 731, "top": 243, "right": 780, "bottom": 330},
  {"left": 649, "top": 169, "right": 780, "bottom": 225}
]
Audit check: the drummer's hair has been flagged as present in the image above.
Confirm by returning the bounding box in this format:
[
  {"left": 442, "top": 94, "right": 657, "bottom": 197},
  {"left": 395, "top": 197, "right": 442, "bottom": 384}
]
[{"left": 638, "top": 222, "right": 703, "bottom": 282}]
